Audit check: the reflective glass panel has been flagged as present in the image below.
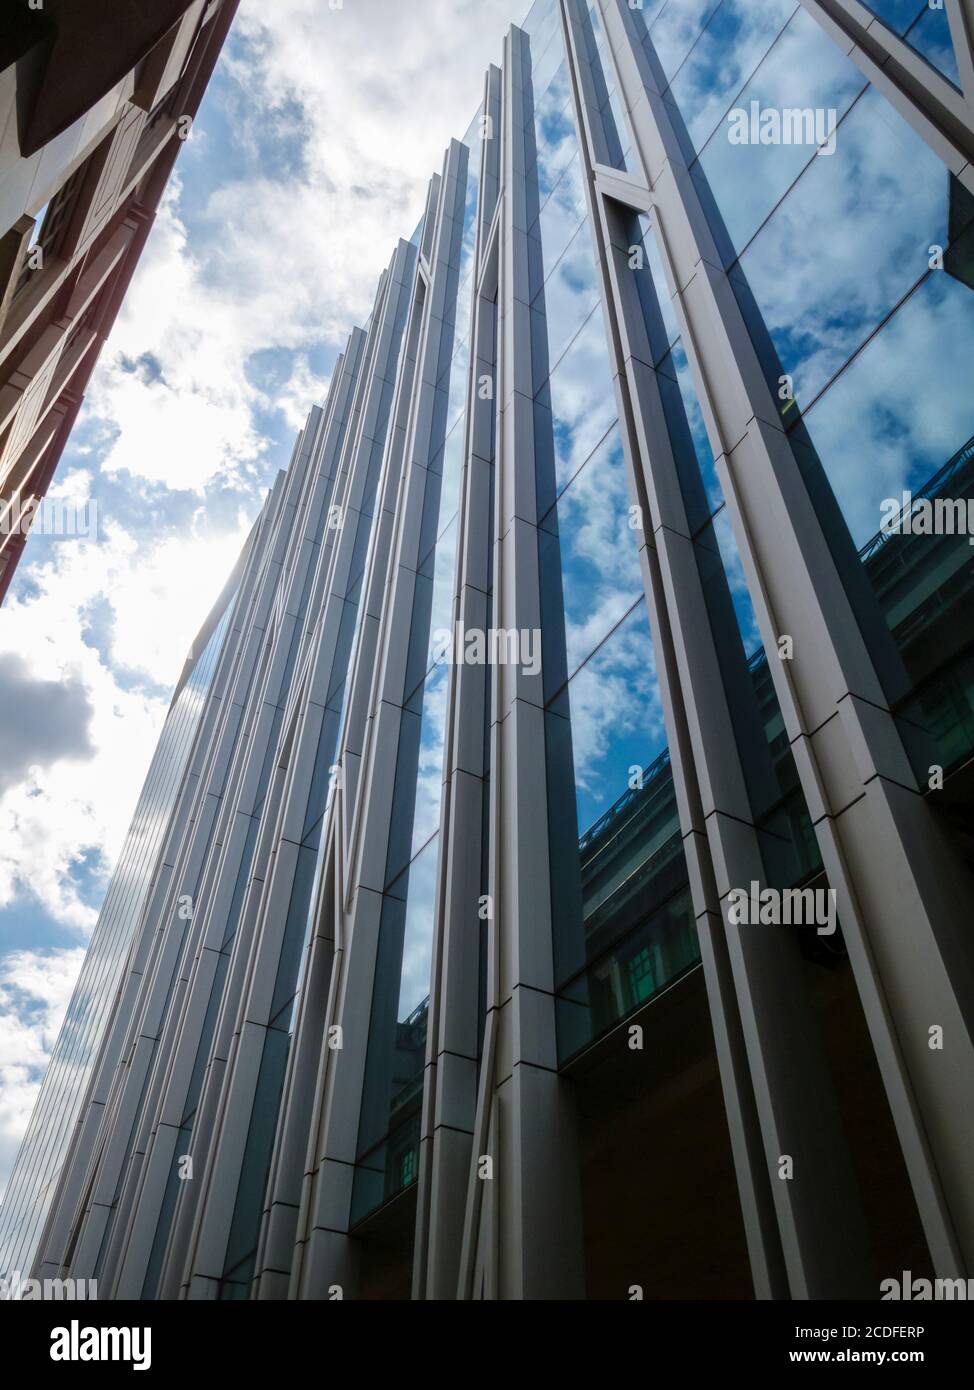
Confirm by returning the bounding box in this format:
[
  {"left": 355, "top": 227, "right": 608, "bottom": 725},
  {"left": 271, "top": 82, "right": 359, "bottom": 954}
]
[
  {"left": 667, "top": 0, "right": 798, "bottom": 154},
  {"left": 693, "top": 7, "right": 866, "bottom": 258},
  {"left": 733, "top": 85, "right": 953, "bottom": 413},
  {"left": 905, "top": 4, "right": 961, "bottom": 88}
]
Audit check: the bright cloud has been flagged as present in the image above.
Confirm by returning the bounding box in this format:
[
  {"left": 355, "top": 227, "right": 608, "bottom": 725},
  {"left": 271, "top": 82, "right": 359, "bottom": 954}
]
[
  {"left": 0, "top": 501, "right": 251, "bottom": 931},
  {"left": 0, "top": 948, "right": 86, "bottom": 1204}
]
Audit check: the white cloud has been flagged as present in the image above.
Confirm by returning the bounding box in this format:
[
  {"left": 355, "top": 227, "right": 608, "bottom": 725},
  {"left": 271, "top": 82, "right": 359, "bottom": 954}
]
[
  {"left": 0, "top": 948, "right": 85, "bottom": 1204},
  {"left": 88, "top": 184, "right": 266, "bottom": 493},
  {"left": 84, "top": 0, "right": 523, "bottom": 497},
  {"left": 0, "top": 507, "right": 251, "bottom": 930}
]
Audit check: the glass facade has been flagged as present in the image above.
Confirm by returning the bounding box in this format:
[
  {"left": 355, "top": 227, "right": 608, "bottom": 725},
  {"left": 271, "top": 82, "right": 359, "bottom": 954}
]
[
  {"left": 535, "top": 155, "right": 697, "bottom": 1055},
  {"left": 650, "top": 0, "right": 974, "bottom": 779},
  {"left": 219, "top": 260, "right": 417, "bottom": 1296},
  {"left": 0, "top": 591, "right": 234, "bottom": 1283},
  {"left": 864, "top": 3, "right": 960, "bottom": 87},
  {"left": 17, "top": 0, "right": 974, "bottom": 1304},
  {"left": 351, "top": 118, "right": 483, "bottom": 1225}
]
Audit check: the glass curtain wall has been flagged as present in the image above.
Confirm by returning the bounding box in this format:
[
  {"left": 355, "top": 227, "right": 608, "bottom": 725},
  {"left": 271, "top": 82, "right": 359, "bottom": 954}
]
[
  {"left": 350, "top": 120, "right": 484, "bottom": 1225},
  {"left": 218, "top": 268, "right": 417, "bottom": 1296},
  {"left": 504, "top": 1, "right": 698, "bottom": 1063},
  {"left": 0, "top": 599, "right": 233, "bottom": 1283},
  {"left": 633, "top": 0, "right": 974, "bottom": 783}
]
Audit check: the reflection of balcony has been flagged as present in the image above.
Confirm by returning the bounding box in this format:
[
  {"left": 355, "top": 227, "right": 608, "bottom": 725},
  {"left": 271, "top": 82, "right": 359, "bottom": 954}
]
[
  {"left": 350, "top": 1111, "right": 422, "bottom": 1229},
  {"left": 859, "top": 436, "right": 974, "bottom": 567},
  {"left": 578, "top": 750, "right": 685, "bottom": 964},
  {"left": 351, "top": 999, "right": 428, "bottom": 1227},
  {"left": 859, "top": 439, "right": 974, "bottom": 774},
  {"left": 557, "top": 750, "right": 698, "bottom": 1062},
  {"left": 389, "top": 997, "right": 428, "bottom": 1120},
  {"left": 558, "top": 627, "right": 828, "bottom": 1063},
  {"left": 578, "top": 747, "right": 671, "bottom": 854},
  {"left": 747, "top": 429, "right": 974, "bottom": 794}
]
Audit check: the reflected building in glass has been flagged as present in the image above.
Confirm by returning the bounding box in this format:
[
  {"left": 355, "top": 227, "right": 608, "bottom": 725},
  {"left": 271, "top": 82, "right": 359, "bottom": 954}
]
[
  {"left": 19, "top": 0, "right": 974, "bottom": 1300},
  {"left": 0, "top": 0, "right": 240, "bottom": 603}
]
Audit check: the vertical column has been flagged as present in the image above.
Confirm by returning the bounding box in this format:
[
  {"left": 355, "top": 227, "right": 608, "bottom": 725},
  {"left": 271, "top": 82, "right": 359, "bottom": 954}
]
[
  {"left": 290, "top": 143, "right": 470, "bottom": 1299},
  {"left": 105, "top": 403, "right": 349, "bottom": 1300},
  {"left": 557, "top": 0, "right": 877, "bottom": 1301},
  {"left": 456, "top": 26, "right": 586, "bottom": 1302},
  {"left": 415, "top": 66, "right": 502, "bottom": 1301},
  {"left": 798, "top": 1, "right": 974, "bottom": 190},
  {"left": 53, "top": 409, "right": 324, "bottom": 1289},
  {"left": 253, "top": 179, "right": 437, "bottom": 1299},
  {"left": 33, "top": 463, "right": 289, "bottom": 1285},
  {"left": 151, "top": 361, "right": 361, "bottom": 1301},
  {"left": 600, "top": 0, "right": 974, "bottom": 1277},
  {"left": 174, "top": 246, "right": 414, "bottom": 1299}
]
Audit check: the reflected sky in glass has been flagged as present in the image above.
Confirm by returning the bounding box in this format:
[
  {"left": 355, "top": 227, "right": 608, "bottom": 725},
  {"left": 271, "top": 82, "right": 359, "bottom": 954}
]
[
  {"left": 542, "top": 305, "right": 618, "bottom": 488},
  {"left": 658, "top": 338, "right": 722, "bottom": 520},
  {"left": 906, "top": 4, "right": 961, "bottom": 88},
  {"left": 417, "top": 514, "right": 459, "bottom": 687},
  {"left": 522, "top": 0, "right": 561, "bottom": 68},
  {"left": 407, "top": 659, "right": 451, "bottom": 862},
  {"left": 694, "top": 7, "right": 866, "bottom": 255},
  {"left": 802, "top": 272, "right": 974, "bottom": 548},
  {"left": 533, "top": 150, "right": 587, "bottom": 286},
  {"left": 736, "top": 86, "right": 951, "bottom": 411},
  {"left": 667, "top": 0, "right": 797, "bottom": 153},
  {"left": 532, "top": 220, "right": 601, "bottom": 390},
  {"left": 709, "top": 506, "right": 763, "bottom": 656},
  {"left": 541, "top": 424, "right": 644, "bottom": 682},
  {"left": 390, "top": 833, "right": 439, "bottom": 1024},
  {"left": 646, "top": 0, "right": 723, "bottom": 83},
  {"left": 551, "top": 599, "right": 668, "bottom": 837},
  {"left": 530, "top": 61, "right": 576, "bottom": 196},
  {"left": 860, "top": 1, "right": 926, "bottom": 34}
]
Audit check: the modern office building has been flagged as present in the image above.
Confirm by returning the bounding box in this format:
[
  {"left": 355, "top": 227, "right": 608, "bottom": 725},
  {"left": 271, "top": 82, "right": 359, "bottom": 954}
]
[
  {"left": 0, "top": 0, "right": 238, "bottom": 603},
  {"left": 0, "top": 548, "right": 246, "bottom": 1286},
  {"left": 9, "top": 0, "right": 974, "bottom": 1299}
]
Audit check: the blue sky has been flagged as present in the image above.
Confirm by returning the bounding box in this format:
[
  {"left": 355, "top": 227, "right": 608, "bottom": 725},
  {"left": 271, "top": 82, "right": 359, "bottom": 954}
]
[{"left": 0, "top": 0, "right": 521, "bottom": 1199}]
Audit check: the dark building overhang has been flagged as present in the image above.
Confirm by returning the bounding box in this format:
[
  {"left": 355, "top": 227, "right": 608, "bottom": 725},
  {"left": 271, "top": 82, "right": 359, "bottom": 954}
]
[{"left": 4, "top": 0, "right": 198, "bottom": 159}]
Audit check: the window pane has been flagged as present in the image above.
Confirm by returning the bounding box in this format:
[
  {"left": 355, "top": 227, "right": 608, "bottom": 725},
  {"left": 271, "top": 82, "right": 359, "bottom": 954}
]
[
  {"left": 529, "top": 62, "right": 577, "bottom": 198},
  {"left": 356, "top": 836, "right": 438, "bottom": 1164},
  {"left": 540, "top": 425, "right": 644, "bottom": 696},
  {"left": 905, "top": 4, "right": 961, "bottom": 88},
  {"left": 536, "top": 305, "right": 618, "bottom": 500},
  {"left": 693, "top": 7, "right": 866, "bottom": 258},
  {"left": 646, "top": 0, "right": 724, "bottom": 83},
  {"left": 544, "top": 598, "right": 694, "bottom": 1059},
  {"left": 802, "top": 273, "right": 974, "bottom": 549},
  {"left": 799, "top": 270, "right": 974, "bottom": 772},
  {"left": 531, "top": 221, "right": 601, "bottom": 392},
  {"left": 732, "top": 86, "right": 952, "bottom": 413},
  {"left": 667, "top": 0, "right": 798, "bottom": 154},
  {"left": 547, "top": 599, "right": 669, "bottom": 834},
  {"left": 532, "top": 152, "right": 588, "bottom": 292},
  {"left": 861, "top": 1, "right": 926, "bottom": 34}
]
